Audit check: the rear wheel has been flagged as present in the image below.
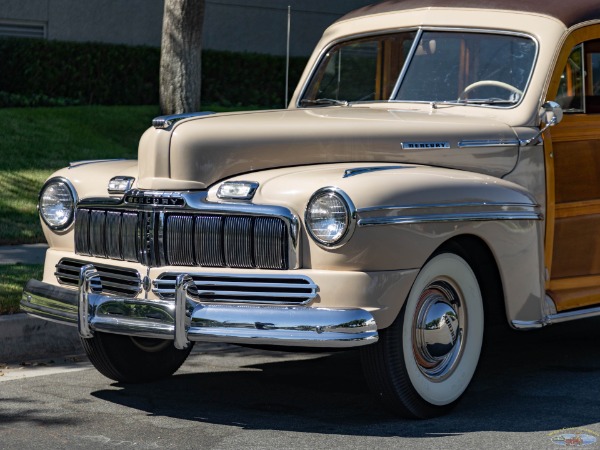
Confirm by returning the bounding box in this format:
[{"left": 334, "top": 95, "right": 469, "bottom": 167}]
[
  {"left": 81, "top": 332, "right": 193, "bottom": 383},
  {"left": 361, "top": 252, "right": 484, "bottom": 418}
]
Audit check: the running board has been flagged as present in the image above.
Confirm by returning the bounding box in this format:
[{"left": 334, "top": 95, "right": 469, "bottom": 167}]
[{"left": 512, "top": 305, "right": 600, "bottom": 330}]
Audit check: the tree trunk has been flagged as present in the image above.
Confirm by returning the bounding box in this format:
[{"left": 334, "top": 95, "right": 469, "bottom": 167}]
[{"left": 160, "top": 0, "right": 205, "bottom": 115}]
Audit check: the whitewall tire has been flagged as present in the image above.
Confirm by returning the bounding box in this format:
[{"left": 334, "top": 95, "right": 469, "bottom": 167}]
[{"left": 362, "top": 252, "right": 484, "bottom": 418}]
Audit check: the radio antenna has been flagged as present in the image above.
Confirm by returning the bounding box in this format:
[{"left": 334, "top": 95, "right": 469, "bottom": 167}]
[{"left": 285, "top": 5, "right": 291, "bottom": 108}]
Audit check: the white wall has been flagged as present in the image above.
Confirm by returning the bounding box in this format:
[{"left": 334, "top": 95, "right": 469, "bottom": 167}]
[{"left": 0, "top": 0, "right": 373, "bottom": 55}]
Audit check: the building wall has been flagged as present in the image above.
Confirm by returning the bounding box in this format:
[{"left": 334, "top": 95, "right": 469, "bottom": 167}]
[{"left": 0, "top": 0, "right": 373, "bottom": 55}]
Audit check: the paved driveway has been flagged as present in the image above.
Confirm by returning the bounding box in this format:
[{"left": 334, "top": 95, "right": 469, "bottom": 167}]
[{"left": 1, "top": 319, "right": 599, "bottom": 449}]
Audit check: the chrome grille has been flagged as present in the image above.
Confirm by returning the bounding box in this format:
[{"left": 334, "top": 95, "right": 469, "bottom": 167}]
[
  {"left": 75, "top": 208, "right": 289, "bottom": 270},
  {"left": 153, "top": 273, "right": 317, "bottom": 304},
  {"left": 55, "top": 258, "right": 141, "bottom": 297}
]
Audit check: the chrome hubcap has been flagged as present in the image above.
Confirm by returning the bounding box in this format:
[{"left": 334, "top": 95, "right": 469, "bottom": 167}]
[{"left": 412, "top": 281, "right": 464, "bottom": 381}]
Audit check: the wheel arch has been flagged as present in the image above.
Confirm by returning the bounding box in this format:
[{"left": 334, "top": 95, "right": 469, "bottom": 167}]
[{"left": 434, "top": 234, "right": 508, "bottom": 329}]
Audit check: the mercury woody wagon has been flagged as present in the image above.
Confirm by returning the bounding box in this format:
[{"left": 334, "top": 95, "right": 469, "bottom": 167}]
[{"left": 21, "top": 0, "right": 600, "bottom": 418}]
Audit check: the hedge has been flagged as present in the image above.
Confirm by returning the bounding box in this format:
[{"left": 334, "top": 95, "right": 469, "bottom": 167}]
[{"left": 0, "top": 37, "right": 308, "bottom": 109}]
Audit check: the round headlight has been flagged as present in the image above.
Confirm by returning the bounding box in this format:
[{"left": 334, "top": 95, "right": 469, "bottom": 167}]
[
  {"left": 39, "top": 178, "right": 76, "bottom": 230},
  {"left": 305, "top": 188, "right": 355, "bottom": 247}
]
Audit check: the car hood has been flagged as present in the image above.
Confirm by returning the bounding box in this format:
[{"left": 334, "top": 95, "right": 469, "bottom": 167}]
[{"left": 137, "top": 106, "right": 522, "bottom": 190}]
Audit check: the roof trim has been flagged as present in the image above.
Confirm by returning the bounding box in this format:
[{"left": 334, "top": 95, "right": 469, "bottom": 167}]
[{"left": 338, "top": 0, "right": 600, "bottom": 28}]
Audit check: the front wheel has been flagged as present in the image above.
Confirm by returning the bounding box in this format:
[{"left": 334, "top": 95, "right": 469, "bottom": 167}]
[
  {"left": 361, "top": 252, "right": 484, "bottom": 418},
  {"left": 81, "top": 332, "right": 194, "bottom": 383}
]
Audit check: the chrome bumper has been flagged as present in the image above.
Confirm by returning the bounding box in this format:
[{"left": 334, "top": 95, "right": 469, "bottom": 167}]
[{"left": 21, "top": 266, "right": 378, "bottom": 349}]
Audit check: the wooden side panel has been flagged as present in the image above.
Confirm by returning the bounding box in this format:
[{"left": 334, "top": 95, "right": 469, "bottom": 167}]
[
  {"left": 553, "top": 139, "right": 600, "bottom": 203},
  {"left": 552, "top": 214, "right": 600, "bottom": 278}
]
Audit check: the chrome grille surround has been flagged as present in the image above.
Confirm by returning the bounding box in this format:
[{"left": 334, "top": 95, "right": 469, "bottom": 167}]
[
  {"left": 55, "top": 258, "right": 141, "bottom": 297},
  {"left": 153, "top": 272, "right": 318, "bottom": 305},
  {"left": 74, "top": 190, "right": 300, "bottom": 270}
]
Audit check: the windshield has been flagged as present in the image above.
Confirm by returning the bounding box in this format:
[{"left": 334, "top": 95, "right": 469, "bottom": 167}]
[{"left": 300, "top": 30, "right": 537, "bottom": 107}]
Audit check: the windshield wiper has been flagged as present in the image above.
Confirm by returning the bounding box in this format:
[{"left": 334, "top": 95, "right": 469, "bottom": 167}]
[
  {"left": 300, "top": 98, "right": 349, "bottom": 107},
  {"left": 455, "top": 98, "right": 518, "bottom": 106}
]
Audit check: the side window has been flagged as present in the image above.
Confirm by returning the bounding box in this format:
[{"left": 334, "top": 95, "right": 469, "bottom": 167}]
[
  {"left": 556, "top": 44, "right": 584, "bottom": 112},
  {"left": 555, "top": 39, "right": 600, "bottom": 113},
  {"left": 585, "top": 40, "right": 600, "bottom": 113}
]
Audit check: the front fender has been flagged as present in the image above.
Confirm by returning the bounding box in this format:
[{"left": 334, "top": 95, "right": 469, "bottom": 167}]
[{"left": 212, "top": 162, "right": 545, "bottom": 326}]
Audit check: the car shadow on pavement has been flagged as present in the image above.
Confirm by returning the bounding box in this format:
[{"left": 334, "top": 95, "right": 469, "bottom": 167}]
[{"left": 90, "top": 317, "right": 600, "bottom": 438}]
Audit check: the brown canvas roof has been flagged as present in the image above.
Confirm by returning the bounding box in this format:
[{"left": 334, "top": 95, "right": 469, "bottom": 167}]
[{"left": 339, "top": 0, "right": 600, "bottom": 28}]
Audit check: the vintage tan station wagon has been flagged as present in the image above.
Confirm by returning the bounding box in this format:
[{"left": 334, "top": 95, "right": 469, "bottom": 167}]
[{"left": 21, "top": 0, "right": 600, "bottom": 418}]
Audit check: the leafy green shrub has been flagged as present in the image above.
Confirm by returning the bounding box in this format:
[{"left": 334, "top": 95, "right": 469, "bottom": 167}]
[
  {"left": 0, "top": 38, "right": 309, "bottom": 109},
  {"left": 0, "top": 38, "right": 160, "bottom": 105}
]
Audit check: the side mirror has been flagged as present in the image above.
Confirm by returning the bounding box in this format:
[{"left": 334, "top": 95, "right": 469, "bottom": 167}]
[
  {"left": 541, "top": 100, "right": 563, "bottom": 127},
  {"left": 521, "top": 101, "right": 564, "bottom": 146}
]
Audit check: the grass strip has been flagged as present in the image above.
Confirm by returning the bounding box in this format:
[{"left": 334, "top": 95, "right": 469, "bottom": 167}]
[{"left": 0, "top": 264, "right": 43, "bottom": 314}]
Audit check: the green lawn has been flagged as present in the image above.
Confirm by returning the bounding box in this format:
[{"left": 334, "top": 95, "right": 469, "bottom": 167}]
[
  {"left": 0, "top": 264, "right": 43, "bottom": 314},
  {"left": 0, "top": 105, "right": 160, "bottom": 244}
]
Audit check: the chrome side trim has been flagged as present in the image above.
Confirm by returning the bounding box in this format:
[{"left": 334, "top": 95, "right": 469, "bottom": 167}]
[
  {"left": 343, "top": 166, "right": 409, "bottom": 178},
  {"left": 21, "top": 276, "right": 379, "bottom": 348},
  {"left": 69, "top": 159, "right": 126, "bottom": 169},
  {"left": 152, "top": 111, "right": 215, "bottom": 130},
  {"left": 458, "top": 139, "right": 520, "bottom": 148},
  {"left": 512, "top": 305, "right": 600, "bottom": 330},
  {"left": 357, "top": 202, "right": 542, "bottom": 227}
]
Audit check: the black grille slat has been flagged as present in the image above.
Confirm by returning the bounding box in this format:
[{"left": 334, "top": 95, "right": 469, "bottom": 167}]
[
  {"left": 255, "top": 217, "right": 287, "bottom": 269},
  {"left": 195, "top": 215, "right": 225, "bottom": 267},
  {"left": 89, "top": 210, "right": 107, "bottom": 258},
  {"left": 166, "top": 215, "right": 195, "bottom": 265},
  {"left": 74, "top": 209, "right": 91, "bottom": 256},
  {"left": 224, "top": 216, "right": 254, "bottom": 268},
  {"left": 105, "top": 211, "right": 123, "bottom": 259},
  {"left": 75, "top": 208, "right": 288, "bottom": 270},
  {"left": 55, "top": 259, "right": 141, "bottom": 297},
  {"left": 121, "top": 212, "right": 139, "bottom": 262}
]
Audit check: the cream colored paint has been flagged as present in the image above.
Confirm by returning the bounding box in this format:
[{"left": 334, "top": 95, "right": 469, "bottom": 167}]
[{"left": 37, "top": 5, "right": 571, "bottom": 330}]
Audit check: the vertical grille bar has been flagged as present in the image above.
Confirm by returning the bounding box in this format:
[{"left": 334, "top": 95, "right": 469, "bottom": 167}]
[
  {"left": 121, "top": 212, "right": 139, "bottom": 262},
  {"left": 89, "top": 210, "right": 107, "bottom": 258},
  {"left": 105, "top": 211, "right": 123, "bottom": 259},
  {"left": 166, "top": 215, "right": 195, "bottom": 265},
  {"left": 194, "top": 215, "right": 225, "bottom": 267},
  {"left": 137, "top": 211, "right": 153, "bottom": 266},
  {"left": 224, "top": 216, "right": 254, "bottom": 268},
  {"left": 254, "top": 217, "right": 288, "bottom": 269},
  {"left": 75, "top": 208, "right": 91, "bottom": 256}
]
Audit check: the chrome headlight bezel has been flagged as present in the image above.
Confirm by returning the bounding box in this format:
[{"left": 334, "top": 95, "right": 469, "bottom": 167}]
[
  {"left": 38, "top": 177, "right": 77, "bottom": 231},
  {"left": 305, "top": 187, "right": 356, "bottom": 248}
]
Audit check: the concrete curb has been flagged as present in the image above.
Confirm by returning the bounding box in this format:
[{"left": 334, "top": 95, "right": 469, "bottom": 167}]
[
  {"left": 0, "top": 313, "right": 82, "bottom": 362},
  {"left": 0, "top": 243, "right": 48, "bottom": 265}
]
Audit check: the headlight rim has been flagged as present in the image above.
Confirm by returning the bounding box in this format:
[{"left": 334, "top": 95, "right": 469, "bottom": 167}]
[
  {"left": 38, "top": 176, "right": 78, "bottom": 231},
  {"left": 305, "top": 186, "right": 356, "bottom": 248}
]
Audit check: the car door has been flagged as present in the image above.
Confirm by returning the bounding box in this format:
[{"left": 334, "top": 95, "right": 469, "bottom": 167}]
[{"left": 547, "top": 25, "right": 600, "bottom": 311}]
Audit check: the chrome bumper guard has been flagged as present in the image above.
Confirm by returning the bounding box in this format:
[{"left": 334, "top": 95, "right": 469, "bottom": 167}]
[{"left": 21, "top": 266, "right": 379, "bottom": 349}]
